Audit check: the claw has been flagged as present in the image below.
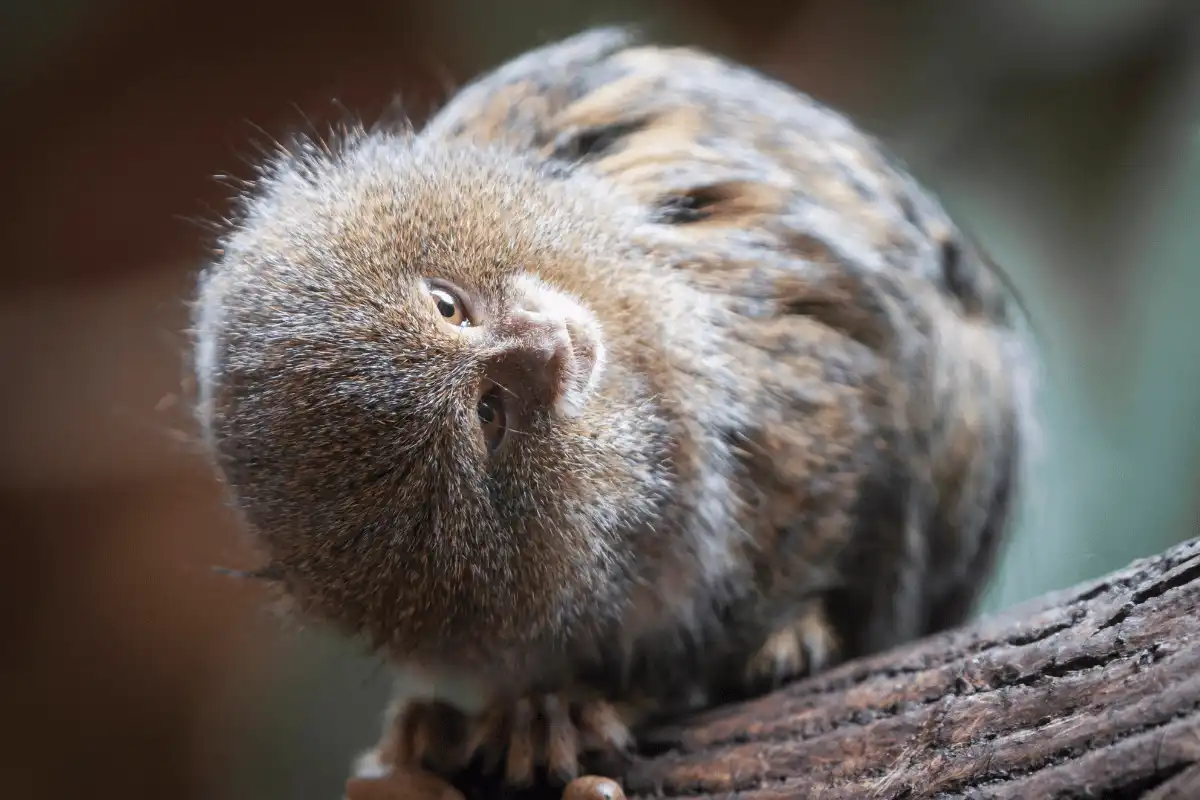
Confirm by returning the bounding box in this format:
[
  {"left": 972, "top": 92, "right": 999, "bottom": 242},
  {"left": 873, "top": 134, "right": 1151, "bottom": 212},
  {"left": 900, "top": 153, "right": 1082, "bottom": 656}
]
[
  {"left": 543, "top": 694, "right": 581, "bottom": 783},
  {"left": 390, "top": 693, "right": 635, "bottom": 790},
  {"left": 744, "top": 603, "right": 839, "bottom": 692}
]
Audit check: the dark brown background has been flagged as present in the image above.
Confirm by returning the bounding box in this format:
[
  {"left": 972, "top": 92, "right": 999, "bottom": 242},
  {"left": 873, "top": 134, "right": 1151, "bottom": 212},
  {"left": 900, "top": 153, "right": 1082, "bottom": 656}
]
[{"left": 2, "top": 2, "right": 1198, "bottom": 799}]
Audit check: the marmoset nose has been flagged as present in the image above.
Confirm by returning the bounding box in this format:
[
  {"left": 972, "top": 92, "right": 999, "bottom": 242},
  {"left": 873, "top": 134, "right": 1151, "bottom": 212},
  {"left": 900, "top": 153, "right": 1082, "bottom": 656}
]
[{"left": 487, "top": 309, "right": 573, "bottom": 412}]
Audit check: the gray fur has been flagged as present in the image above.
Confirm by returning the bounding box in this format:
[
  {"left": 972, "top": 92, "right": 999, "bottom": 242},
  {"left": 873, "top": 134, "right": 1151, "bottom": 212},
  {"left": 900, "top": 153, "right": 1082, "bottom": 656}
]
[{"left": 191, "top": 27, "right": 1039, "bottom": 786}]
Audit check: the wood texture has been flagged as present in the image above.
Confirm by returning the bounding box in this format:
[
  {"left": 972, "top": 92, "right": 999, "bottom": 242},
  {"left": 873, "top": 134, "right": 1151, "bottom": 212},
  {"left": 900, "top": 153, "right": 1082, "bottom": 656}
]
[
  {"left": 350, "top": 538, "right": 1200, "bottom": 799},
  {"left": 616, "top": 536, "right": 1200, "bottom": 799}
]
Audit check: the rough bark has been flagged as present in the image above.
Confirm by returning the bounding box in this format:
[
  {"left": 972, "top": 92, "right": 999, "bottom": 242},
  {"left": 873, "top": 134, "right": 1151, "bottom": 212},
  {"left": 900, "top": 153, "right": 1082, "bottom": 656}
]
[
  {"left": 620, "top": 537, "right": 1200, "bottom": 799},
  {"left": 352, "top": 539, "right": 1200, "bottom": 800}
]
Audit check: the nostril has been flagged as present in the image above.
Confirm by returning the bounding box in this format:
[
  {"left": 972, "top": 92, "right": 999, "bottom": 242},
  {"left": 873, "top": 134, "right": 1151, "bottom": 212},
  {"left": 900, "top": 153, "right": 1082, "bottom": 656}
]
[{"left": 486, "top": 317, "right": 574, "bottom": 414}]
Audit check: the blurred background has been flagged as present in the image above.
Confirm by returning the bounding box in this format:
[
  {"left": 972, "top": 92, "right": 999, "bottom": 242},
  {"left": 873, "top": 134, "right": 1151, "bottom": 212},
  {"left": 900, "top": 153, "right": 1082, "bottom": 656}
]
[{"left": 2, "top": 1, "right": 1199, "bottom": 798}]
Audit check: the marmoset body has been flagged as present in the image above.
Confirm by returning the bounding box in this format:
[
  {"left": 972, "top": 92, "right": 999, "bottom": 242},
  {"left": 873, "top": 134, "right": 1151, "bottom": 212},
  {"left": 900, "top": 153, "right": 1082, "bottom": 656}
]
[{"left": 191, "top": 28, "right": 1037, "bottom": 792}]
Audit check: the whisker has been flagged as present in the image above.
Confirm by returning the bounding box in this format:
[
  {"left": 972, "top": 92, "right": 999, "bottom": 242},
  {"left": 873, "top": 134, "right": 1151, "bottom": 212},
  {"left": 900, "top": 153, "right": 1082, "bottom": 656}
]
[{"left": 488, "top": 378, "right": 521, "bottom": 401}]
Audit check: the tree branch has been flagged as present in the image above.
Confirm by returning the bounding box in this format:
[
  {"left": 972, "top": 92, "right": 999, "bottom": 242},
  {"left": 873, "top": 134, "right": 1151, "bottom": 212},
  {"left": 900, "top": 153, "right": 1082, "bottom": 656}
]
[
  {"left": 626, "top": 537, "right": 1200, "bottom": 799},
  {"left": 349, "top": 538, "right": 1200, "bottom": 799}
]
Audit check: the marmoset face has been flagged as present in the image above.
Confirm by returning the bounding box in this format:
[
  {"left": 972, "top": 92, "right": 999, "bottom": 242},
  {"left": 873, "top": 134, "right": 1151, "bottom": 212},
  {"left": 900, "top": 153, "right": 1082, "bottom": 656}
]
[{"left": 192, "top": 131, "right": 674, "bottom": 673}]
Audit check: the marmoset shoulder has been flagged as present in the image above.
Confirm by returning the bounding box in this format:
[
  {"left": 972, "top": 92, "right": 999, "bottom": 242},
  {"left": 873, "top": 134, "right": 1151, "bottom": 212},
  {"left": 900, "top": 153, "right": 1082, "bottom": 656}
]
[{"left": 190, "top": 27, "right": 1038, "bottom": 795}]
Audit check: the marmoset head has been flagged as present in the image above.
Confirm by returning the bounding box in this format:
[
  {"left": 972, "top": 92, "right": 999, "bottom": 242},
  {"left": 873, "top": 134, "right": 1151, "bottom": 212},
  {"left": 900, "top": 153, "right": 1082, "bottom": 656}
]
[{"left": 191, "top": 128, "right": 676, "bottom": 678}]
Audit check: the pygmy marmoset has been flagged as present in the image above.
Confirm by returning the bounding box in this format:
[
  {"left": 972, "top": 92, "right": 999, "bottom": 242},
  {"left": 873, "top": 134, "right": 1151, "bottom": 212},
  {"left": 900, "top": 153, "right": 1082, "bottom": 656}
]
[{"left": 190, "top": 27, "right": 1038, "bottom": 793}]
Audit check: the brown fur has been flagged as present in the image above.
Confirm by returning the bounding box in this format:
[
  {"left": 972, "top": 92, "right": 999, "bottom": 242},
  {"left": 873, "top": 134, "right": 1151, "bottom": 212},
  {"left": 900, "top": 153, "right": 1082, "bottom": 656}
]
[{"left": 191, "top": 28, "right": 1038, "bottom": 791}]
